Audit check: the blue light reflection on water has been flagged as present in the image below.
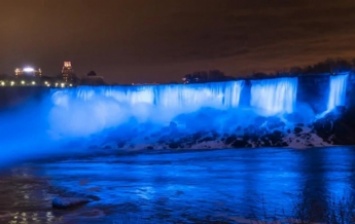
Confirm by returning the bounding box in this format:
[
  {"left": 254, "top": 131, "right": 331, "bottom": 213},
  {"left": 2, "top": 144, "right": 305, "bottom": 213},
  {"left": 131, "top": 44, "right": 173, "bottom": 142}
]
[{"left": 15, "top": 147, "right": 352, "bottom": 223}]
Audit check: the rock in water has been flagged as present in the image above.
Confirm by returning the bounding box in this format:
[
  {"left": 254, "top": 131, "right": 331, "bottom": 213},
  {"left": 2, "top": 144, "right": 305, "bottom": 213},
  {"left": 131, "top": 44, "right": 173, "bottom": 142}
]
[{"left": 52, "top": 197, "right": 90, "bottom": 209}]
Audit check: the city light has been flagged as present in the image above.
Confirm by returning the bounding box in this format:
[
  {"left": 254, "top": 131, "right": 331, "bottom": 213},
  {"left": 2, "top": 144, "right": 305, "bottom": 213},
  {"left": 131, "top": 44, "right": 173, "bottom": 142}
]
[
  {"left": 0, "top": 81, "right": 5, "bottom": 86},
  {"left": 23, "top": 67, "right": 35, "bottom": 73},
  {"left": 8, "top": 61, "right": 76, "bottom": 87}
]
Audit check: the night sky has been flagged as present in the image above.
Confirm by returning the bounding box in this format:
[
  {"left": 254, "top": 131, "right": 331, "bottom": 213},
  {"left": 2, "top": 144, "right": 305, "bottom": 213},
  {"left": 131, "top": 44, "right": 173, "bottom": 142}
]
[{"left": 1, "top": 0, "right": 355, "bottom": 83}]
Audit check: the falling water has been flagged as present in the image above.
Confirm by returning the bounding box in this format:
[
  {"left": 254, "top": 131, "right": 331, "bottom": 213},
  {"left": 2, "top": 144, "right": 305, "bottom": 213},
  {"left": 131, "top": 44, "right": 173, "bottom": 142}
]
[
  {"left": 0, "top": 74, "right": 353, "bottom": 165},
  {"left": 63, "top": 81, "right": 245, "bottom": 110},
  {"left": 327, "top": 74, "right": 348, "bottom": 111},
  {"left": 250, "top": 77, "right": 298, "bottom": 116},
  {"left": 49, "top": 81, "right": 244, "bottom": 136}
]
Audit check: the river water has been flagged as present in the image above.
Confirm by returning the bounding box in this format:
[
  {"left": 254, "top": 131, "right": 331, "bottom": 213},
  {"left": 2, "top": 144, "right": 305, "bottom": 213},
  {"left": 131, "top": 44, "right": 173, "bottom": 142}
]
[{"left": 1, "top": 147, "right": 355, "bottom": 224}]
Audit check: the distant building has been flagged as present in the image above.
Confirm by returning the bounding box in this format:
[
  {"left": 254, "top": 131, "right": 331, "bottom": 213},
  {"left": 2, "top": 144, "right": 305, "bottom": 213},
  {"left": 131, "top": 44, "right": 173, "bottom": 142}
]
[
  {"left": 10, "top": 66, "right": 43, "bottom": 86},
  {"left": 14, "top": 67, "right": 42, "bottom": 77},
  {"left": 3, "top": 64, "right": 73, "bottom": 87},
  {"left": 81, "top": 70, "right": 106, "bottom": 86},
  {"left": 0, "top": 61, "right": 105, "bottom": 87},
  {"left": 60, "top": 61, "right": 75, "bottom": 83}
]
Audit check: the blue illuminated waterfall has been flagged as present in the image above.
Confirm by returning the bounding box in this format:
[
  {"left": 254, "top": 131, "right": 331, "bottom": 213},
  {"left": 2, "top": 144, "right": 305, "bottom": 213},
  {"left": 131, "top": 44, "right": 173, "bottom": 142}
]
[
  {"left": 48, "top": 78, "right": 305, "bottom": 137},
  {"left": 57, "top": 81, "right": 244, "bottom": 110},
  {"left": 1, "top": 72, "right": 354, "bottom": 164},
  {"left": 1, "top": 71, "right": 354, "bottom": 160},
  {"left": 250, "top": 77, "right": 298, "bottom": 116},
  {"left": 49, "top": 81, "right": 245, "bottom": 136},
  {"left": 327, "top": 73, "right": 348, "bottom": 111},
  {"left": 46, "top": 74, "right": 353, "bottom": 138}
]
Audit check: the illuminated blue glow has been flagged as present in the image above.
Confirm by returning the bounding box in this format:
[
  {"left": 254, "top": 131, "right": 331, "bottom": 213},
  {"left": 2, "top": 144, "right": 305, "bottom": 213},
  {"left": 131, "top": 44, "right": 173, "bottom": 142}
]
[
  {"left": 0, "top": 73, "right": 352, "bottom": 164},
  {"left": 37, "top": 147, "right": 355, "bottom": 222},
  {"left": 250, "top": 77, "right": 298, "bottom": 116},
  {"left": 327, "top": 73, "right": 348, "bottom": 111},
  {"left": 49, "top": 81, "right": 244, "bottom": 137}
]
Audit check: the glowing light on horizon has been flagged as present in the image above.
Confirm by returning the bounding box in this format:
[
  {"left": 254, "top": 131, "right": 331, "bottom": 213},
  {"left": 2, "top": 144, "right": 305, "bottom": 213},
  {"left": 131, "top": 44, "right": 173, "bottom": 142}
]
[{"left": 23, "top": 67, "right": 35, "bottom": 73}]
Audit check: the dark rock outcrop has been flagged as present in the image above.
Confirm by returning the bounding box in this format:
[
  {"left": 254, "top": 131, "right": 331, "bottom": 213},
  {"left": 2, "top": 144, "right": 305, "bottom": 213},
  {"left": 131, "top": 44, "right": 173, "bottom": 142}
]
[{"left": 52, "top": 197, "right": 91, "bottom": 209}]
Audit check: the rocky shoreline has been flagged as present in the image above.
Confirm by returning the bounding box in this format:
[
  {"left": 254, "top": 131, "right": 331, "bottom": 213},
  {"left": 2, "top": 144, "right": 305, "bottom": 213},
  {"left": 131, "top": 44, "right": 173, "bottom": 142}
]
[{"left": 93, "top": 106, "right": 355, "bottom": 151}]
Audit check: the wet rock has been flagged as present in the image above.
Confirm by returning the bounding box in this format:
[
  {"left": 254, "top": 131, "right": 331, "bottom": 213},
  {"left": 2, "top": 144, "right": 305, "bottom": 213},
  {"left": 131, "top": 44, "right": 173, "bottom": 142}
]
[
  {"left": 268, "top": 130, "right": 283, "bottom": 144},
  {"left": 261, "top": 140, "right": 271, "bottom": 147},
  {"left": 231, "top": 139, "right": 248, "bottom": 148},
  {"left": 225, "top": 135, "right": 237, "bottom": 145},
  {"left": 78, "top": 208, "right": 105, "bottom": 218},
  {"left": 52, "top": 197, "right": 91, "bottom": 209},
  {"left": 168, "top": 142, "right": 181, "bottom": 149},
  {"left": 294, "top": 127, "right": 303, "bottom": 135},
  {"left": 282, "top": 142, "right": 289, "bottom": 147}
]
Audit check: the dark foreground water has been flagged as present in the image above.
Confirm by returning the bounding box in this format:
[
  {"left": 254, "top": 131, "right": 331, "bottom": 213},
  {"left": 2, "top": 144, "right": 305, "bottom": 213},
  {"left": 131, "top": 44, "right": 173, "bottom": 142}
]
[{"left": 1, "top": 147, "right": 355, "bottom": 224}]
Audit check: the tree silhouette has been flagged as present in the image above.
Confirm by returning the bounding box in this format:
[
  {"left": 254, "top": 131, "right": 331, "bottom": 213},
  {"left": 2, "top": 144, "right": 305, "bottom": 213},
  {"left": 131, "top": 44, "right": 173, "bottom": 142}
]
[{"left": 87, "top": 70, "right": 97, "bottom": 76}]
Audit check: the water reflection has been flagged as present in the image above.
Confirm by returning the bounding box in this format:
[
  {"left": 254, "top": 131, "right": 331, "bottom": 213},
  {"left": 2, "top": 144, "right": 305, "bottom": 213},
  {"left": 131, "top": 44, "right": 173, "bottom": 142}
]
[{"left": 1, "top": 147, "right": 355, "bottom": 223}]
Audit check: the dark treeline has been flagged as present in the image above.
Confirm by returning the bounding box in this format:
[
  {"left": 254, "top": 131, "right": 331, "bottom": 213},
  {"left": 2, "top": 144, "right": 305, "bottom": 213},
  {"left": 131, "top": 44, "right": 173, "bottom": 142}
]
[
  {"left": 183, "top": 58, "right": 355, "bottom": 83},
  {"left": 253, "top": 58, "right": 355, "bottom": 78},
  {"left": 182, "top": 70, "right": 235, "bottom": 84},
  {"left": 289, "top": 58, "right": 355, "bottom": 75}
]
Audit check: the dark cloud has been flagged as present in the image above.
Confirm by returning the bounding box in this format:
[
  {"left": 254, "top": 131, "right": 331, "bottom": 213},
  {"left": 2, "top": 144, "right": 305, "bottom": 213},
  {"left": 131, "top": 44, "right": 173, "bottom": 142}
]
[{"left": 1, "top": 0, "right": 355, "bottom": 83}]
